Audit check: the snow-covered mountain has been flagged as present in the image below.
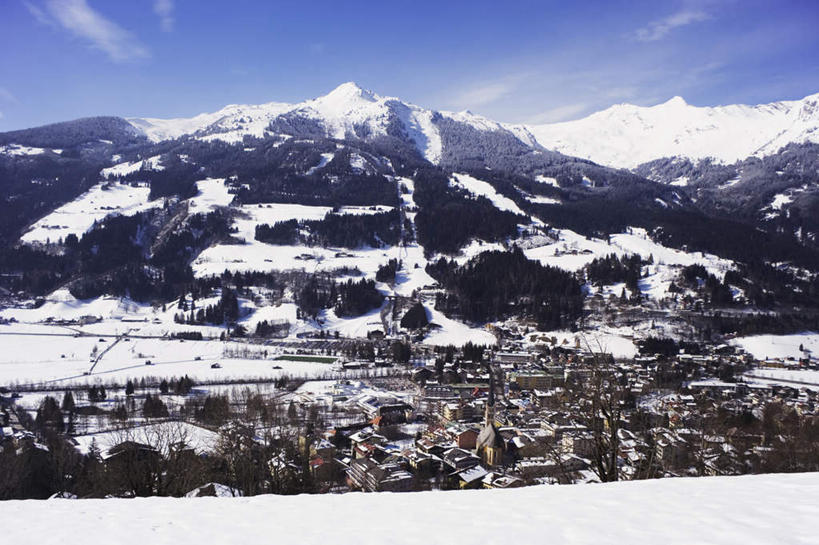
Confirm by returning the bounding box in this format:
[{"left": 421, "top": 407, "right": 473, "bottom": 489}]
[
  {"left": 129, "top": 84, "right": 819, "bottom": 171},
  {"left": 526, "top": 93, "right": 819, "bottom": 169},
  {"left": 127, "top": 82, "right": 537, "bottom": 165}
]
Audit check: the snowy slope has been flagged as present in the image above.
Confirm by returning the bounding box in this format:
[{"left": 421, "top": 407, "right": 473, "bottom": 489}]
[
  {"left": 127, "top": 102, "right": 293, "bottom": 143},
  {"left": 20, "top": 182, "right": 161, "bottom": 244},
  {"left": 527, "top": 92, "right": 819, "bottom": 168},
  {"left": 2, "top": 473, "right": 818, "bottom": 545}
]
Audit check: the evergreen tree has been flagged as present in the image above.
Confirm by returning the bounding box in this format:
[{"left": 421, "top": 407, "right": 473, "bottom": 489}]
[{"left": 61, "top": 391, "right": 75, "bottom": 413}]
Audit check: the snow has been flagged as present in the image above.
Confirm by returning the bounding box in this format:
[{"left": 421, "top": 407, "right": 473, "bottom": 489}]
[
  {"left": 73, "top": 422, "right": 219, "bottom": 457},
  {"left": 423, "top": 303, "right": 497, "bottom": 347},
  {"left": 525, "top": 194, "right": 560, "bottom": 205},
  {"left": 531, "top": 329, "right": 638, "bottom": 359},
  {"left": 192, "top": 202, "right": 395, "bottom": 279},
  {"left": 769, "top": 193, "right": 794, "bottom": 210},
  {"left": 101, "top": 155, "right": 164, "bottom": 178},
  {"left": 0, "top": 322, "right": 335, "bottom": 386},
  {"left": 450, "top": 173, "right": 526, "bottom": 216},
  {"left": 125, "top": 83, "right": 532, "bottom": 167},
  {"left": 193, "top": 242, "right": 390, "bottom": 279},
  {"left": 524, "top": 227, "right": 731, "bottom": 279},
  {"left": 731, "top": 332, "right": 819, "bottom": 361},
  {"left": 0, "top": 144, "right": 60, "bottom": 156},
  {"left": 527, "top": 92, "right": 819, "bottom": 168},
  {"left": 746, "top": 368, "right": 819, "bottom": 390},
  {"left": 396, "top": 105, "right": 442, "bottom": 164},
  {"left": 2, "top": 473, "right": 817, "bottom": 545},
  {"left": 0, "top": 289, "right": 151, "bottom": 323},
  {"left": 349, "top": 153, "right": 368, "bottom": 172},
  {"left": 20, "top": 182, "right": 161, "bottom": 244},
  {"left": 535, "top": 175, "right": 560, "bottom": 188},
  {"left": 128, "top": 102, "right": 294, "bottom": 143},
  {"left": 188, "top": 178, "right": 234, "bottom": 212},
  {"left": 305, "top": 152, "right": 334, "bottom": 175}
]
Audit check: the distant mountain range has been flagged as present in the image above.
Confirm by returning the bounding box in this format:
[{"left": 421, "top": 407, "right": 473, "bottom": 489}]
[
  {"left": 127, "top": 82, "right": 538, "bottom": 166},
  {"left": 527, "top": 93, "right": 819, "bottom": 169},
  {"left": 123, "top": 83, "right": 819, "bottom": 170},
  {"left": 1, "top": 82, "right": 819, "bottom": 299},
  {"left": 2, "top": 81, "right": 819, "bottom": 338}
]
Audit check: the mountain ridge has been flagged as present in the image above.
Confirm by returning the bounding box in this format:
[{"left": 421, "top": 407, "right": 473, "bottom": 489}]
[{"left": 527, "top": 91, "right": 819, "bottom": 168}]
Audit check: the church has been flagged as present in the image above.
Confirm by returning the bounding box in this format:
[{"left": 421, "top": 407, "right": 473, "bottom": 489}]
[{"left": 476, "top": 371, "right": 505, "bottom": 467}]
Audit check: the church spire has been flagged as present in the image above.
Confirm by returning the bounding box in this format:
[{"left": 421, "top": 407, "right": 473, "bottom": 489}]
[
  {"left": 485, "top": 367, "right": 495, "bottom": 427},
  {"left": 487, "top": 368, "right": 495, "bottom": 407}
]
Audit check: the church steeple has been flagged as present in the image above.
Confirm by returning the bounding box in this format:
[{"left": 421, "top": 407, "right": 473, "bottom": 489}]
[{"left": 485, "top": 367, "right": 495, "bottom": 427}]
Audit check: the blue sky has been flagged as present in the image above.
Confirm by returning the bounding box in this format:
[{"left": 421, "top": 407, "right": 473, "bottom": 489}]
[{"left": 1, "top": 0, "right": 818, "bottom": 130}]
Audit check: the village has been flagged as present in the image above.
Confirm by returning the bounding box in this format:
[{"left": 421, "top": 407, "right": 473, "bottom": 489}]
[{"left": 2, "top": 331, "right": 817, "bottom": 498}]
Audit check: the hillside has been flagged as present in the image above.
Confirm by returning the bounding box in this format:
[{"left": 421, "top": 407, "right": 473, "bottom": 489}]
[
  {"left": 1, "top": 473, "right": 817, "bottom": 545},
  {"left": 2, "top": 83, "right": 819, "bottom": 349}
]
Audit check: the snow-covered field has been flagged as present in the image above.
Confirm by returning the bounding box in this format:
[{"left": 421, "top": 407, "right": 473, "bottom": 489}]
[
  {"left": 20, "top": 182, "right": 160, "bottom": 244},
  {"left": 0, "top": 144, "right": 62, "bottom": 156},
  {"left": 746, "top": 368, "right": 819, "bottom": 390},
  {"left": 424, "top": 304, "right": 497, "bottom": 347},
  {"left": 101, "top": 155, "right": 164, "bottom": 178},
  {"left": 0, "top": 326, "right": 333, "bottom": 387},
  {"left": 188, "top": 178, "right": 235, "bottom": 212},
  {"left": 2, "top": 473, "right": 817, "bottom": 545},
  {"left": 528, "top": 329, "right": 638, "bottom": 359},
  {"left": 732, "top": 332, "right": 819, "bottom": 361}
]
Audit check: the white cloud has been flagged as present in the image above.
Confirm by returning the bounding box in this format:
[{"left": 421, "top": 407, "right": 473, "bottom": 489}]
[
  {"left": 29, "top": 0, "right": 149, "bottom": 62},
  {"left": 153, "top": 0, "right": 174, "bottom": 32},
  {"left": 635, "top": 10, "right": 710, "bottom": 42}
]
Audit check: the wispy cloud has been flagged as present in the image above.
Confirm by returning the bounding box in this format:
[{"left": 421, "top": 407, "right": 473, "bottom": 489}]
[
  {"left": 635, "top": 10, "right": 710, "bottom": 42},
  {"left": 454, "top": 77, "right": 526, "bottom": 108},
  {"left": 457, "top": 82, "right": 514, "bottom": 107},
  {"left": 0, "top": 87, "right": 19, "bottom": 105},
  {"left": 528, "top": 102, "right": 590, "bottom": 124},
  {"left": 27, "top": 0, "right": 149, "bottom": 62},
  {"left": 23, "top": 1, "right": 54, "bottom": 26},
  {"left": 153, "top": 0, "right": 174, "bottom": 32}
]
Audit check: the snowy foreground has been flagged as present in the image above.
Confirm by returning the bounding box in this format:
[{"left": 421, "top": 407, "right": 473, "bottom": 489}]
[{"left": 3, "top": 474, "right": 818, "bottom": 545}]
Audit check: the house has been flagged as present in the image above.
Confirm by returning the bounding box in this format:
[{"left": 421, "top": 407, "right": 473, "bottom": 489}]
[
  {"left": 494, "top": 352, "right": 532, "bottom": 365},
  {"left": 441, "top": 448, "right": 481, "bottom": 472},
  {"left": 656, "top": 436, "right": 689, "bottom": 470},
  {"left": 509, "top": 371, "right": 552, "bottom": 391},
  {"left": 561, "top": 432, "right": 595, "bottom": 457},
  {"left": 453, "top": 464, "right": 489, "bottom": 489},
  {"left": 449, "top": 425, "right": 479, "bottom": 450},
  {"left": 482, "top": 472, "right": 525, "bottom": 489},
  {"left": 346, "top": 458, "right": 413, "bottom": 492}
]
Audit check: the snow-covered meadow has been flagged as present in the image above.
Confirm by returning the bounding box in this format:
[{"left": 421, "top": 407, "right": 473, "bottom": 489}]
[
  {"left": 1, "top": 473, "right": 817, "bottom": 545},
  {"left": 20, "top": 182, "right": 161, "bottom": 244},
  {"left": 732, "top": 332, "right": 819, "bottom": 361}
]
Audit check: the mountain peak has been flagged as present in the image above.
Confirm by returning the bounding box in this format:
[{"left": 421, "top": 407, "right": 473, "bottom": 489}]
[
  {"left": 663, "top": 96, "right": 688, "bottom": 107},
  {"left": 321, "top": 82, "right": 378, "bottom": 104}
]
